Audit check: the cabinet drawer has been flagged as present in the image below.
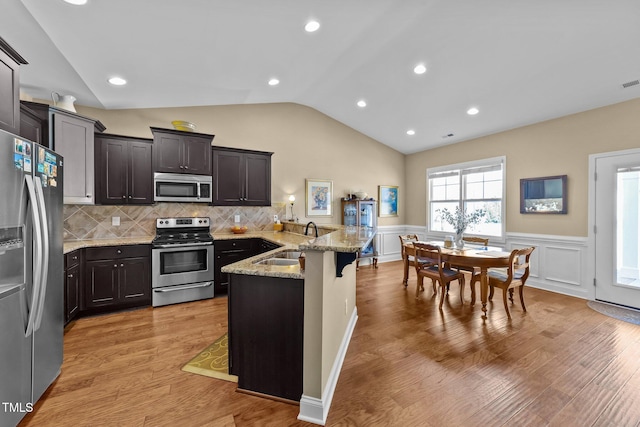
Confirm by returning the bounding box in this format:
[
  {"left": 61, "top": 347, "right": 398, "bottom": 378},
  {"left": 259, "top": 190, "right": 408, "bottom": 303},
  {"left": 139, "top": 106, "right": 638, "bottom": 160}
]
[
  {"left": 85, "top": 244, "right": 150, "bottom": 261},
  {"left": 215, "top": 238, "right": 254, "bottom": 252},
  {"left": 65, "top": 250, "right": 81, "bottom": 268}
]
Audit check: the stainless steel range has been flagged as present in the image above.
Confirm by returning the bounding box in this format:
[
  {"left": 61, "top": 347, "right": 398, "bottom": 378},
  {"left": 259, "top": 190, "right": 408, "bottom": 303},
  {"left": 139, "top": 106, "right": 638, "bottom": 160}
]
[{"left": 151, "top": 217, "right": 214, "bottom": 307}]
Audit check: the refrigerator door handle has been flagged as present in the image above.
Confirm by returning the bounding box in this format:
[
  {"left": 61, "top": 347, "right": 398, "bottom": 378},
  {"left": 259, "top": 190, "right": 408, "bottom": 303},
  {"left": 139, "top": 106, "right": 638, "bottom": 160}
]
[
  {"left": 33, "top": 177, "right": 49, "bottom": 331},
  {"left": 24, "top": 175, "right": 43, "bottom": 338}
]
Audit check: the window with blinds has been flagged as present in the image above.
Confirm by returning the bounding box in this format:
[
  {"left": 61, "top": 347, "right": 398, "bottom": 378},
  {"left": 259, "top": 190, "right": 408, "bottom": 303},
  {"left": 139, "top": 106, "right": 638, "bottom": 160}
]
[{"left": 427, "top": 156, "right": 505, "bottom": 238}]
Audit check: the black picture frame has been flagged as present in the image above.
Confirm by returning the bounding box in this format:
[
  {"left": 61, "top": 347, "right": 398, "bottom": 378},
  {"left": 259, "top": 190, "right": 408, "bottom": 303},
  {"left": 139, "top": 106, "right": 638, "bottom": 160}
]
[{"left": 520, "top": 175, "right": 567, "bottom": 214}]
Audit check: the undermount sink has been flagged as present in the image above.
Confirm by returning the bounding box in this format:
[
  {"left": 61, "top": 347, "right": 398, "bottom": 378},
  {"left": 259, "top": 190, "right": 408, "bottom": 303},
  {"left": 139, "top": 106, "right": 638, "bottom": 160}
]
[
  {"left": 253, "top": 249, "right": 302, "bottom": 266},
  {"left": 255, "top": 258, "right": 300, "bottom": 266},
  {"left": 271, "top": 250, "right": 302, "bottom": 259}
]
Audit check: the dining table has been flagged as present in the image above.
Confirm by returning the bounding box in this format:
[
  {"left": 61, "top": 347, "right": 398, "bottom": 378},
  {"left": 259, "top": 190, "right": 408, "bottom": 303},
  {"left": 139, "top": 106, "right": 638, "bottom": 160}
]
[{"left": 402, "top": 241, "right": 511, "bottom": 318}]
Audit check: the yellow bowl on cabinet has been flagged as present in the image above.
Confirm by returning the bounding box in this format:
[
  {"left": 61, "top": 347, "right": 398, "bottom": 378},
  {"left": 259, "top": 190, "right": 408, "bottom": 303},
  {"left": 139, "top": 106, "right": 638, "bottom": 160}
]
[{"left": 171, "top": 120, "right": 196, "bottom": 132}]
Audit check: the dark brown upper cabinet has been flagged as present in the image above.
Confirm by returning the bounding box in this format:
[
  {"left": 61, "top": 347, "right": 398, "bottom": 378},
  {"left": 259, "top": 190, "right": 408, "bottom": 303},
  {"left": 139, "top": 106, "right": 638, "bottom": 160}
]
[
  {"left": 212, "top": 147, "right": 272, "bottom": 206},
  {"left": 151, "top": 127, "right": 214, "bottom": 175},
  {"left": 95, "top": 133, "right": 154, "bottom": 205},
  {"left": 0, "top": 37, "right": 28, "bottom": 135}
]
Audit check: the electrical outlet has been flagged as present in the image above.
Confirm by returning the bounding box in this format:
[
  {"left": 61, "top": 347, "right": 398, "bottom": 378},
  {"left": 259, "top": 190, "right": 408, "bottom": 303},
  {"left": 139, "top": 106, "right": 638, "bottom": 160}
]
[
  {"left": 112, "top": 216, "right": 120, "bottom": 226},
  {"left": 274, "top": 214, "right": 279, "bottom": 222},
  {"left": 234, "top": 215, "right": 240, "bottom": 223}
]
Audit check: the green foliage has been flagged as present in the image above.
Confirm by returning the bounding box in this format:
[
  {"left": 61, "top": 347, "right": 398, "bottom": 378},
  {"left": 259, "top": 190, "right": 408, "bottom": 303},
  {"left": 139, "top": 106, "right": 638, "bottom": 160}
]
[{"left": 437, "top": 206, "right": 485, "bottom": 234}]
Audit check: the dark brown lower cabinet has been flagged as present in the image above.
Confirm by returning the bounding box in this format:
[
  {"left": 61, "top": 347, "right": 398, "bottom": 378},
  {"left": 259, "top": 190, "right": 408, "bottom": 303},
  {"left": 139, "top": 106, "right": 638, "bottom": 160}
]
[
  {"left": 214, "top": 238, "right": 282, "bottom": 295},
  {"left": 64, "top": 250, "right": 82, "bottom": 325},
  {"left": 228, "top": 274, "right": 304, "bottom": 402},
  {"left": 84, "top": 245, "right": 151, "bottom": 314}
]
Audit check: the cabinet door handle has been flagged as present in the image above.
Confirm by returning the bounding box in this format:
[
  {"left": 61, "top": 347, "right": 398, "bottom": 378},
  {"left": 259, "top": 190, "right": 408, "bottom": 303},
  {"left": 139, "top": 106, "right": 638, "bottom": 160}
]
[
  {"left": 128, "top": 195, "right": 132, "bottom": 199},
  {"left": 117, "top": 249, "right": 122, "bottom": 254},
  {"left": 122, "top": 195, "right": 126, "bottom": 199},
  {"left": 67, "top": 274, "right": 73, "bottom": 278},
  {"left": 113, "top": 264, "right": 118, "bottom": 268},
  {"left": 120, "top": 264, "right": 124, "bottom": 267}
]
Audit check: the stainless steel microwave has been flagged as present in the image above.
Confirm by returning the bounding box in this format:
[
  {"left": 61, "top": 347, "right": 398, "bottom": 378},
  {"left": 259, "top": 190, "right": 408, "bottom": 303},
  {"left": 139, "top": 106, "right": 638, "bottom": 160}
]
[{"left": 154, "top": 172, "right": 212, "bottom": 203}]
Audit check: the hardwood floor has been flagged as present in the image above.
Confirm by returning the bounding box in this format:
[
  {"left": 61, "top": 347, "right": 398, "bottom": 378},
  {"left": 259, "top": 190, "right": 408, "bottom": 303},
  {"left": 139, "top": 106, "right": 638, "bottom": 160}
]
[{"left": 20, "top": 261, "right": 640, "bottom": 426}]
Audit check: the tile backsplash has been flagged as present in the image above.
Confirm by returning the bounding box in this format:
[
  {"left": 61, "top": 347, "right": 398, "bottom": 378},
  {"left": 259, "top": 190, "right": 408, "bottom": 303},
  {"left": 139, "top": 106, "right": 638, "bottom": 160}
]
[{"left": 63, "top": 203, "right": 286, "bottom": 241}]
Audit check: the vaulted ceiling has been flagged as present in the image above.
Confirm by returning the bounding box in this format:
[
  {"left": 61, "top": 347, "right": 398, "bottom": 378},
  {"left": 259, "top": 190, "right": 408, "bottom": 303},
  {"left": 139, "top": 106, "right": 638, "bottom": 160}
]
[{"left": 3, "top": 0, "right": 640, "bottom": 154}]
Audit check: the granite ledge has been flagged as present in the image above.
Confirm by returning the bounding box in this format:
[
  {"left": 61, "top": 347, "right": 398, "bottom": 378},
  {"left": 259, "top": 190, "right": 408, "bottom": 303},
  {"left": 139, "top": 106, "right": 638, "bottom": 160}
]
[
  {"left": 64, "top": 237, "right": 154, "bottom": 254},
  {"left": 221, "top": 227, "right": 376, "bottom": 279},
  {"left": 298, "top": 226, "right": 376, "bottom": 253}
]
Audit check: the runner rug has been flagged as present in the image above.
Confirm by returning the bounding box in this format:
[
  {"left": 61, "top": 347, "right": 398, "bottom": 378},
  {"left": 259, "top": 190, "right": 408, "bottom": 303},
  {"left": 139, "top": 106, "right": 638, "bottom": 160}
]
[
  {"left": 182, "top": 333, "right": 238, "bottom": 383},
  {"left": 587, "top": 300, "right": 640, "bottom": 326}
]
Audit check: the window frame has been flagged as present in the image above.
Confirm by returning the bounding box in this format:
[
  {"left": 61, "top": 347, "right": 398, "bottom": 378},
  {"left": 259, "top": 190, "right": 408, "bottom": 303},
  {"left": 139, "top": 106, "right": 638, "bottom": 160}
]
[{"left": 426, "top": 156, "right": 506, "bottom": 242}]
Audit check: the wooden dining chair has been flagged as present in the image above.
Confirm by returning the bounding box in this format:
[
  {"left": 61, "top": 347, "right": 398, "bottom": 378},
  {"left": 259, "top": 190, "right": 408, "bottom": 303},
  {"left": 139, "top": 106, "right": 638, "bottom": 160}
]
[
  {"left": 450, "top": 236, "right": 489, "bottom": 301},
  {"left": 399, "top": 234, "right": 419, "bottom": 286},
  {"left": 413, "top": 242, "right": 465, "bottom": 309},
  {"left": 487, "top": 246, "right": 535, "bottom": 318}
]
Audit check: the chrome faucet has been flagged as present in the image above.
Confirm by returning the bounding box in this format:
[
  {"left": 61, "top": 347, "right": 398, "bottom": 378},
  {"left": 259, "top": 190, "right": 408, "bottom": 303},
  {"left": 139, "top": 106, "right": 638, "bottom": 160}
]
[{"left": 305, "top": 221, "right": 318, "bottom": 238}]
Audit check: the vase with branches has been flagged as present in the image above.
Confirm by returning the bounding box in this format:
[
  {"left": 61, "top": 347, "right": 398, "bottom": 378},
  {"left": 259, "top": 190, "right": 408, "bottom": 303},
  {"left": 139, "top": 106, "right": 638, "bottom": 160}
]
[{"left": 437, "top": 206, "right": 485, "bottom": 248}]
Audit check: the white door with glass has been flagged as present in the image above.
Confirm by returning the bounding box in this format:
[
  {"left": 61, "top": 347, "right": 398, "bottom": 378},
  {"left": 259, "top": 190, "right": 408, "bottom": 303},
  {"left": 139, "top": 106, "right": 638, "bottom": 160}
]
[{"left": 594, "top": 149, "right": 640, "bottom": 309}]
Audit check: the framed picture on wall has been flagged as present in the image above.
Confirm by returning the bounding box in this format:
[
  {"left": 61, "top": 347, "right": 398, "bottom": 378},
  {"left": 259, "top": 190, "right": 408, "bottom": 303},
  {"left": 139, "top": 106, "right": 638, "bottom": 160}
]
[
  {"left": 378, "top": 185, "right": 398, "bottom": 217},
  {"left": 520, "top": 175, "right": 567, "bottom": 214},
  {"left": 306, "top": 179, "right": 333, "bottom": 217}
]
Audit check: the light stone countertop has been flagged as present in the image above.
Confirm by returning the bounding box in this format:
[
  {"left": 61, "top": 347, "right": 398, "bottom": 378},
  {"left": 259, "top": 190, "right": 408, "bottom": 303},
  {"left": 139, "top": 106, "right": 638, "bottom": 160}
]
[
  {"left": 63, "top": 237, "right": 154, "bottom": 254},
  {"left": 63, "top": 227, "right": 376, "bottom": 280},
  {"left": 221, "top": 227, "right": 376, "bottom": 279}
]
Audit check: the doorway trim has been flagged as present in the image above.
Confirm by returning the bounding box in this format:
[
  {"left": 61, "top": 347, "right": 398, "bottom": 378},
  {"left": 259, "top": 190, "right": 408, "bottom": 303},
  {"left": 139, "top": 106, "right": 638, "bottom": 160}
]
[{"left": 588, "top": 147, "right": 640, "bottom": 303}]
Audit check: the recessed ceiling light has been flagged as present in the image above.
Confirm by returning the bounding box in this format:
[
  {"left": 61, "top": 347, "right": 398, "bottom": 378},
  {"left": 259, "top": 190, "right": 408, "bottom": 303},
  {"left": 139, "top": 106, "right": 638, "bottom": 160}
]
[
  {"left": 268, "top": 78, "right": 280, "bottom": 86},
  {"left": 406, "top": 129, "right": 416, "bottom": 136},
  {"left": 305, "top": 20, "right": 320, "bottom": 32},
  {"left": 467, "top": 107, "right": 479, "bottom": 115},
  {"left": 63, "top": 0, "right": 88, "bottom": 5},
  {"left": 357, "top": 100, "right": 367, "bottom": 108},
  {"left": 108, "top": 77, "right": 127, "bottom": 86},
  {"left": 413, "top": 63, "right": 427, "bottom": 75}
]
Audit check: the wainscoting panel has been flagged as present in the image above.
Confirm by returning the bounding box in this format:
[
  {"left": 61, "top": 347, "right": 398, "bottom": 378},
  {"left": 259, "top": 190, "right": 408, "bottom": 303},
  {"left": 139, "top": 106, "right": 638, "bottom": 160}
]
[
  {"left": 375, "top": 226, "right": 426, "bottom": 264},
  {"left": 544, "top": 246, "right": 582, "bottom": 286},
  {"left": 375, "top": 227, "right": 591, "bottom": 301},
  {"left": 506, "top": 233, "right": 589, "bottom": 299}
]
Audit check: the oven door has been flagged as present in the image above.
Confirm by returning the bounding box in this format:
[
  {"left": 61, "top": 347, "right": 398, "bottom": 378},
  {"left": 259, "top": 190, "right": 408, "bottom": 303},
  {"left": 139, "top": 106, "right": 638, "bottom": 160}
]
[{"left": 152, "top": 243, "right": 214, "bottom": 288}]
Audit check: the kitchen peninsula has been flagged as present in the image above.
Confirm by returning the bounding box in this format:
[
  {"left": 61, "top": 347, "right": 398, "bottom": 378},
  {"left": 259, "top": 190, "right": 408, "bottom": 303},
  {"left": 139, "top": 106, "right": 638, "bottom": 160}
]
[
  {"left": 222, "top": 225, "right": 376, "bottom": 425},
  {"left": 62, "top": 222, "right": 375, "bottom": 426}
]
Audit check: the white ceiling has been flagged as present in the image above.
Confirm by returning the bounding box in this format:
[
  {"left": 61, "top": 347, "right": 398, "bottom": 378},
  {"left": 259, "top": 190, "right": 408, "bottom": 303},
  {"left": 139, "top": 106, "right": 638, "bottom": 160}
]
[{"left": 3, "top": 0, "right": 640, "bottom": 154}]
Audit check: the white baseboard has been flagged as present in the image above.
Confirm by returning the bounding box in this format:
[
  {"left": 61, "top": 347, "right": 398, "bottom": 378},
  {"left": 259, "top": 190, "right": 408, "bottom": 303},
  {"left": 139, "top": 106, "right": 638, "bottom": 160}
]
[{"left": 298, "top": 307, "right": 358, "bottom": 426}]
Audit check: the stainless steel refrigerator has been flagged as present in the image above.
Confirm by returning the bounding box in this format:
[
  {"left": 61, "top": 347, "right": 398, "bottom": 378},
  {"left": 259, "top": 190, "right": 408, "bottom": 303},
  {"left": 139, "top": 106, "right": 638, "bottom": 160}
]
[{"left": 0, "top": 129, "right": 63, "bottom": 427}]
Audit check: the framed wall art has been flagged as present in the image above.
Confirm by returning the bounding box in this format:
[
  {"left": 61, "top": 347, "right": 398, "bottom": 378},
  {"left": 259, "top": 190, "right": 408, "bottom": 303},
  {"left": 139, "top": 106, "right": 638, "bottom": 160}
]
[
  {"left": 520, "top": 175, "right": 567, "bottom": 214},
  {"left": 378, "top": 185, "right": 398, "bottom": 217},
  {"left": 305, "top": 179, "right": 333, "bottom": 217}
]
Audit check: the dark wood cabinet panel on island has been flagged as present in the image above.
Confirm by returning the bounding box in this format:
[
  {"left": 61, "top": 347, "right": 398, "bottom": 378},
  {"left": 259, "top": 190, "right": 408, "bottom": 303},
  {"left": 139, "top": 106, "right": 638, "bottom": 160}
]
[
  {"left": 0, "top": 37, "right": 27, "bottom": 135},
  {"left": 151, "top": 127, "right": 214, "bottom": 175},
  {"left": 95, "top": 133, "right": 154, "bottom": 205},
  {"left": 64, "top": 250, "right": 82, "bottom": 325},
  {"left": 84, "top": 245, "right": 151, "bottom": 315},
  {"left": 212, "top": 147, "right": 272, "bottom": 206},
  {"left": 228, "top": 273, "right": 304, "bottom": 402}
]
